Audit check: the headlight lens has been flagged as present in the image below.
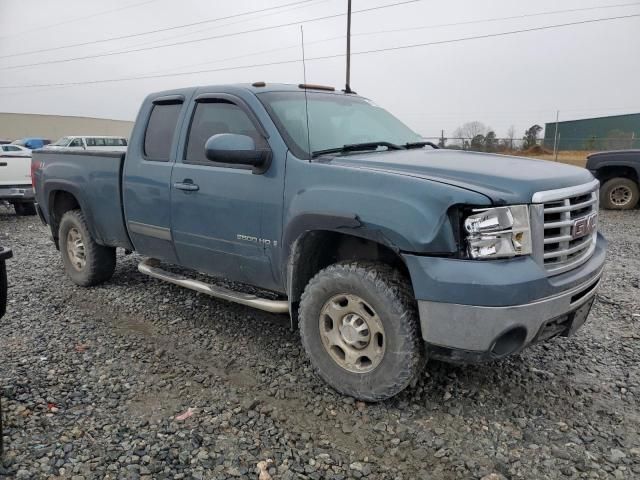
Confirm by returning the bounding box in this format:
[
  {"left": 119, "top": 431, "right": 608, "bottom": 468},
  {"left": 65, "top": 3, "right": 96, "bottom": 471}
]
[{"left": 464, "top": 205, "right": 532, "bottom": 259}]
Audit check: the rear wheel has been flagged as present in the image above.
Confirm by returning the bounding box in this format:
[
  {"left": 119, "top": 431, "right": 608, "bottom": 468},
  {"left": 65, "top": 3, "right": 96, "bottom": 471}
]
[
  {"left": 59, "top": 209, "right": 116, "bottom": 286},
  {"left": 299, "top": 261, "right": 424, "bottom": 402},
  {"left": 13, "top": 202, "right": 36, "bottom": 216},
  {"left": 600, "top": 177, "right": 639, "bottom": 210}
]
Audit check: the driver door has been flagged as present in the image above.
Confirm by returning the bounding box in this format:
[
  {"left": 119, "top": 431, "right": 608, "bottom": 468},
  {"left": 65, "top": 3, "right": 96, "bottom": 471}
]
[{"left": 169, "top": 93, "right": 276, "bottom": 288}]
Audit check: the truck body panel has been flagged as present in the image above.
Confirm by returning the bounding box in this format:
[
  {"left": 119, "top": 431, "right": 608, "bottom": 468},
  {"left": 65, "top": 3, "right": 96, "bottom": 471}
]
[{"left": 35, "top": 150, "right": 132, "bottom": 249}]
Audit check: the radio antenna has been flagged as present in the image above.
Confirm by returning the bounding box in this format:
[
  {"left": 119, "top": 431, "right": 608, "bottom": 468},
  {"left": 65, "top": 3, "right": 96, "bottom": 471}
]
[
  {"left": 344, "top": 0, "right": 353, "bottom": 93},
  {"left": 300, "top": 25, "right": 312, "bottom": 158}
]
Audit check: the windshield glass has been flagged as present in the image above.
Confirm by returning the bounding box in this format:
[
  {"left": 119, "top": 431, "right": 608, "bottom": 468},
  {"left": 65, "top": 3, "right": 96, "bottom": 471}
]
[
  {"left": 52, "top": 136, "right": 71, "bottom": 146},
  {"left": 258, "top": 91, "right": 420, "bottom": 158}
]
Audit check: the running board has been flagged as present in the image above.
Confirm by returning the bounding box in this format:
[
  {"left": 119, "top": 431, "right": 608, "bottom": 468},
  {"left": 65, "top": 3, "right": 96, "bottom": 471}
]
[{"left": 138, "top": 258, "right": 289, "bottom": 314}]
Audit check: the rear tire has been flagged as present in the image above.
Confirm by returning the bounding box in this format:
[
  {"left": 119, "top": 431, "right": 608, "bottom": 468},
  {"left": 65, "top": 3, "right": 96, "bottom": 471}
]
[
  {"left": 59, "top": 209, "right": 116, "bottom": 286},
  {"left": 13, "top": 202, "right": 36, "bottom": 216},
  {"left": 299, "top": 261, "right": 424, "bottom": 402},
  {"left": 600, "top": 177, "right": 639, "bottom": 210}
]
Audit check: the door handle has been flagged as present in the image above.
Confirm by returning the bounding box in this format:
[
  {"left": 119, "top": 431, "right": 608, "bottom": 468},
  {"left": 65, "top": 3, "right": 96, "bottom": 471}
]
[{"left": 173, "top": 181, "right": 199, "bottom": 192}]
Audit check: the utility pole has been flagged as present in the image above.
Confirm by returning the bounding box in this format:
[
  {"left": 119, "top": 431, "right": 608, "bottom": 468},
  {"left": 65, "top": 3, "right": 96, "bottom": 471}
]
[
  {"left": 552, "top": 110, "right": 560, "bottom": 161},
  {"left": 344, "top": 0, "right": 352, "bottom": 93}
]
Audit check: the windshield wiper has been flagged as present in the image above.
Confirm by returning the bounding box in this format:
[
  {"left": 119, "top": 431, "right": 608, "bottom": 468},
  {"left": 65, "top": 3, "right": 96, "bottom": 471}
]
[
  {"left": 312, "top": 141, "right": 403, "bottom": 158},
  {"left": 404, "top": 141, "right": 439, "bottom": 150}
]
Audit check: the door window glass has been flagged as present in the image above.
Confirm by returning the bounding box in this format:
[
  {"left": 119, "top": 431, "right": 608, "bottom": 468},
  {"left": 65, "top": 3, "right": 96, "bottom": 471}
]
[{"left": 185, "top": 101, "right": 265, "bottom": 166}]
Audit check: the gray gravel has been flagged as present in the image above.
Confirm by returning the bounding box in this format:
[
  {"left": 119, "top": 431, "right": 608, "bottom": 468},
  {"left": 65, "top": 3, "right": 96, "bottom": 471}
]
[{"left": 0, "top": 205, "right": 639, "bottom": 479}]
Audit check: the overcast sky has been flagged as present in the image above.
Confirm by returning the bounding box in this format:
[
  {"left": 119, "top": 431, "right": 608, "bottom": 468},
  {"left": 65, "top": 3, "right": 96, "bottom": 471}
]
[{"left": 0, "top": 0, "right": 638, "bottom": 139}]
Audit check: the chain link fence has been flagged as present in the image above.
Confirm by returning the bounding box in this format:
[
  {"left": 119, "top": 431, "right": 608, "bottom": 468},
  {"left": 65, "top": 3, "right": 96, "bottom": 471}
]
[{"left": 422, "top": 135, "right": 639, "bottom": 153}]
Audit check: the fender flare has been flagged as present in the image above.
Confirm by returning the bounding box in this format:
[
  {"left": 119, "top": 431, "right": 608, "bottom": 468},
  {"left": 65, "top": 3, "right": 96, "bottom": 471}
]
[{"left": 44, "top": 180, "right": 103, "bottom": 246}]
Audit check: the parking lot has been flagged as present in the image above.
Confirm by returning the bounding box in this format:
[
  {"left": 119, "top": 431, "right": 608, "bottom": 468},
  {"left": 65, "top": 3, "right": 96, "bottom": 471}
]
[{"left": 0, "top": 206, "right": 638, "bottom": 479}]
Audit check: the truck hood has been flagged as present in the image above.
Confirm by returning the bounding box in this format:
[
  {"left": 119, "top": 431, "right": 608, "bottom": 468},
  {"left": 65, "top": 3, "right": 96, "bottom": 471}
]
[{"left": 325, "top": 149, "right": 594, "bottom": 204}]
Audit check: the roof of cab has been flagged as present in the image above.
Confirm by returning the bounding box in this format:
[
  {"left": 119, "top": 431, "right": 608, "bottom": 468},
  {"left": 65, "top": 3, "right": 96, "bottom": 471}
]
[{"left": 148, "top": 82, "right": 348, "bottom": 99}]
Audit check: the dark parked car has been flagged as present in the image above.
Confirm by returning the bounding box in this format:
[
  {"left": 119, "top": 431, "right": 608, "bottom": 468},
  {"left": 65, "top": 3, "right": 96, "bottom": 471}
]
[
  {"left": 0, "top": 246, "right": 10, "bottom": 456},
  {"left": 587, "top": 150, "right": 640, "bottom": 210}
]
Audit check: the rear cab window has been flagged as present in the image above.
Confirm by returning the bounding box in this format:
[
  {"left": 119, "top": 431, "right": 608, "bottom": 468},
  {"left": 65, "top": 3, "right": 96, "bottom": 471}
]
[{"left": 144, "top": 102, "right": 183, "bottom": 161}]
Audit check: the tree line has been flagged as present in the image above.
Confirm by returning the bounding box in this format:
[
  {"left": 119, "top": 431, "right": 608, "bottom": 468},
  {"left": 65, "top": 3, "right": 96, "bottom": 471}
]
[{"left": 440, "top": 122, "right": 543, "bottom": 152}]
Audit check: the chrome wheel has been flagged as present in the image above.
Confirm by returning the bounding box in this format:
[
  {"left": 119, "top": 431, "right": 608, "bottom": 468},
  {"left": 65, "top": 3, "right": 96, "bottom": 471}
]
[
  {"left": 319, "top": 294, "right": 385, "bottom": 373},
  {"left": 610, "top": 185, "right": 633, "bottom": 206},
  {"left": 66, "top": 227, "right": 86, "bottom": 271}
]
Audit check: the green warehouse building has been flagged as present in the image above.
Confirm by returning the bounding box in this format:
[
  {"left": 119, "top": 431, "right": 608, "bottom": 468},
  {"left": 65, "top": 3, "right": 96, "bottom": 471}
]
[{"left": 543, "top": 113, "right": 640, "bottom": 151}]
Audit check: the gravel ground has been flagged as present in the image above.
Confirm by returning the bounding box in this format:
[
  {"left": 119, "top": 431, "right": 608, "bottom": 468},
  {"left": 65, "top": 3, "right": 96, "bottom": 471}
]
[{"left": 0, "top": 205, "right": 638, "bottom": 480}]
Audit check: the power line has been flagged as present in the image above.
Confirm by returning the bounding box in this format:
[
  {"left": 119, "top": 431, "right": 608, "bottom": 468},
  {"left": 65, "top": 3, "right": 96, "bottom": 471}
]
[
  {"left": 109, "top": 0, "right": 332, "bottom": 52},
  {"left": 0, "top": 12, "right": 638, "bottom": 90},
  {"left": 145, "top": 1, "right": 640, "bottom": 76},
  {"left": 0, "top": 0, "right": 319, "bottom": 59},
  {"left": 352, "top": 1, "right": 640, "bottom": 38},
  {"left": 0, "top": 0, "right": 342, "bottom": 58},
  {"left": 0, "top": 0, "right": 421, "bottom": 70},
  {"left": 0, "top": 0, "right": 165, "bottom": 40}
]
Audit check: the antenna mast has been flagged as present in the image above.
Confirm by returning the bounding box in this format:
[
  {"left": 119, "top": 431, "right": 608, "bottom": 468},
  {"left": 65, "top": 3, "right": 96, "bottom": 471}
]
[
  {"left": 300, "top": 25, "right": 312, "bottom": 158},
  {"left": 344, "top": 0, "right": 353, "bottom": 93}
]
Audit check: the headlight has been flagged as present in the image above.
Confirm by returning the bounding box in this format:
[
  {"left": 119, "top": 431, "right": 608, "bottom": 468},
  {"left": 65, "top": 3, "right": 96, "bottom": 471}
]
[{"left": 463, "top": 205, "right": 532, "bottom": 259}]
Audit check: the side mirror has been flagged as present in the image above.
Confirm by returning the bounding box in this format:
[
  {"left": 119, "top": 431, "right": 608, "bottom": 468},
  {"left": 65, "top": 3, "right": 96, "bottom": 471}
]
[{"left": 205, "top": 133, "right": 271, "bottom": 174}]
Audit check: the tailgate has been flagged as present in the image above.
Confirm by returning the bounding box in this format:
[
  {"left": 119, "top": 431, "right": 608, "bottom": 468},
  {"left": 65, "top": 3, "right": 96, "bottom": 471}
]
[{"left": 0, "top": 155, "right": 31, "bottom": 186}]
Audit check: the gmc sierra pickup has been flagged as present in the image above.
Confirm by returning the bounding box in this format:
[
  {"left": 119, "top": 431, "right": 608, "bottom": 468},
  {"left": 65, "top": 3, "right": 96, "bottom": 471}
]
[{"left": 33, "top": 83, "right": 607, "bottom": 401}]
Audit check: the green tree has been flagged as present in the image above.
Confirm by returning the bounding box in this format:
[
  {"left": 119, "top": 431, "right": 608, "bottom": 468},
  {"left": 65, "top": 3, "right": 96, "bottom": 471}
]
[
  {"left": 523, "top": 124, "right": 543, "bottom": 149},
  {"left": 484, "top": 131, "right": 498, "bottom": 152},
  {"left": 470, "top": 134, "right": 485, "bottom": 151}
]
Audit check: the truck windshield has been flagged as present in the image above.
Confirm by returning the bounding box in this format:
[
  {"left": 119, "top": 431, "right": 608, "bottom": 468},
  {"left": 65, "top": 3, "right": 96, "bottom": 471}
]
[{"left": 258, "top": 91, "right": 421, "bottom": 158}]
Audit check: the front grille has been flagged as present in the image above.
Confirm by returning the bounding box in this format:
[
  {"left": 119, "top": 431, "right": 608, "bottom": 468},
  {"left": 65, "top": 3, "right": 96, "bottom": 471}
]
[{"left": 532, "top": 180, "right": 599, "bottom": 276}]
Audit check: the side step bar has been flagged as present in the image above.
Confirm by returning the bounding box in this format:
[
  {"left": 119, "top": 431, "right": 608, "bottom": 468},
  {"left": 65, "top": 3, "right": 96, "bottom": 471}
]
[{"left": 138, "top": 258, "right": 289, "bottom": 314}]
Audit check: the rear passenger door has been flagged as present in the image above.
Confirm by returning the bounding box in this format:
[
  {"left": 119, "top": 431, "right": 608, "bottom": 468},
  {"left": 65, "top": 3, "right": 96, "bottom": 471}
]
[
  {"left": 169, "top": 93, "right": 275, "bottom": 288},
  {"left": 123, "top": 94, "right": 188, "bottom": 263}
]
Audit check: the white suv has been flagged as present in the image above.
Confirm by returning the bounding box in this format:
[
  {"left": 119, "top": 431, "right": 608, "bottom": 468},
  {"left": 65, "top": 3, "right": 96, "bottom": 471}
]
[{"left": 47, "top": 136, "right": 128, "bottom": 152}]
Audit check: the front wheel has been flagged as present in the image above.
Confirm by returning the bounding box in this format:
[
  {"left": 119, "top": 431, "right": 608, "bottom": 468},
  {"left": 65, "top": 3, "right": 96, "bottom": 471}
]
[
  {"left": 299, "top": 261, "right": 424, "bottom": 402},
  {"left": 59, "top": 209, "right": 116, "bottom": 286},
  {"left": 600, "top": 177, "right": 639, "bottom": 210}
]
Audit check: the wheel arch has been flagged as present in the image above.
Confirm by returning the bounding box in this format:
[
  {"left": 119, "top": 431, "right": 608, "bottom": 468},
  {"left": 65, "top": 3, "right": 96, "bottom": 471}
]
[
  {"left": 285, "top": 226, "right": 413, "bottom": 324},
  {"left": 47, "top": 184, "right": 100, "bottom": 249},
  {"left": 594, "top": 164, "right": 640, "bottom": 185}
]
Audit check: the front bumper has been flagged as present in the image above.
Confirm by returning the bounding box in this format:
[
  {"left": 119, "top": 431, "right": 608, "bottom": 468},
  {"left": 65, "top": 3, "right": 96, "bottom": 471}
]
[
  {"left": 418, "top": 271, "right": 601, "bottom": 361},
  {"left": 404, "top": 233, "right": 607, "bottom": 362},
  {"left": 0, "top": 185, "right": 34, "bottom": 202}
]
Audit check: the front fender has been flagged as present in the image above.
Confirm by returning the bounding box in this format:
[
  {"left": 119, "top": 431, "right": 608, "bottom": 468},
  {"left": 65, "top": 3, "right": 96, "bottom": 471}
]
[{"left": 283, "top": 165, "right": 492, "bottom": 256}]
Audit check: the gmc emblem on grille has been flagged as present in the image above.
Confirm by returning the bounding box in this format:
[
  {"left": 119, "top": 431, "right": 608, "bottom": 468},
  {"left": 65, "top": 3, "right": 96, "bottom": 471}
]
[{"left": 571, "top": 212, "right": 598, "bottom": 239}]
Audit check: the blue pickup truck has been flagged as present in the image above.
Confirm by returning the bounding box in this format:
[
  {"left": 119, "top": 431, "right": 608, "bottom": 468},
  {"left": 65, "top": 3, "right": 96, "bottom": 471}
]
[{"left": 32, "top": 83, "right": 606, "bottom": 401}]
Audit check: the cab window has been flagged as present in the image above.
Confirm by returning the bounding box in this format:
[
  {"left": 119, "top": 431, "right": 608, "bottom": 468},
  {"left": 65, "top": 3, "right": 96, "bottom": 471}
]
[{"left": 184, "top": 100, "right": 265, "bottom": 166}]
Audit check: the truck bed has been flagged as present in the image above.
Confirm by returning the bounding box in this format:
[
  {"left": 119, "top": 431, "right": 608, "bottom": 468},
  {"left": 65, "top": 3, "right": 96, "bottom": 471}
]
[{"left": 33, "top": 150, "right": 133, "bottom": 250}]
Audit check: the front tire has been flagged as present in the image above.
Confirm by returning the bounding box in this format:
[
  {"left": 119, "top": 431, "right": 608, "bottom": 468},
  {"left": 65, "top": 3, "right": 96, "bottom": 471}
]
[
  {"left": 299, "top": 261, "right": 423, "bottom": 402},
  {"left": 600, "top": 177, "right": 639, "bottom": 210},
  {"left": 59, "top": 209, "right": 116, "bottom": 286}
]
